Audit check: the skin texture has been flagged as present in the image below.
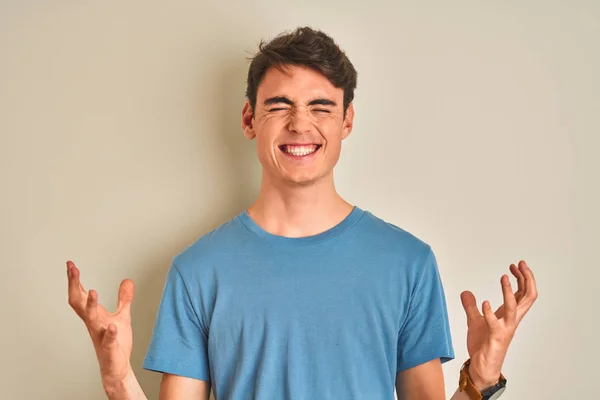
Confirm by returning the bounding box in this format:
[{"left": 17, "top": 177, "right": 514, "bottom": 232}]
[
  {"left": 66, "top": 64, "right": 538, "bottom": 400},
  {"left": 159, "top": 374, "right": 210, "bottom": 400}
]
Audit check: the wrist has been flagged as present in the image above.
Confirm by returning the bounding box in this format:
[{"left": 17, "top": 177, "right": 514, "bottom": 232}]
[
  {"left": 470, "top": 375, "right": 500, "bottom": 392},
  {"left": 102, "top": 367, "right": 138, "bottom": 400},
  {"left": 467, "top": 363, "right": 501, "bottom": 392},
  {"left": 459, "top": 359, "right": 507, "bottom": 400}
]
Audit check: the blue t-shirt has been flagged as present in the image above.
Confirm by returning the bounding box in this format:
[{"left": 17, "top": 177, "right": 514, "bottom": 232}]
[{"left": 142, "top": 206, "right": 454, "bottom": 399}]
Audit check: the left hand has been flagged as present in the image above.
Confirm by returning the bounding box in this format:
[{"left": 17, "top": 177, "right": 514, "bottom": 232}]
[{"left": 460, "top": 260, "right": 538, "bottom": 391}]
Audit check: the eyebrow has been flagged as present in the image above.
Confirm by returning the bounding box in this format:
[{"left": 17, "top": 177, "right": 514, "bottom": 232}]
[{"left": 263, "top": 96, "right": 337, "bottom": 107}]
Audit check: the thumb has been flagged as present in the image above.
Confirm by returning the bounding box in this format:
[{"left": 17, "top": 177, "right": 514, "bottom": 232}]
[
  {"left": 460, "top": 291, "right": 481, "bottom": 326},
  {"left": 116, "top": 279, "right": 135, "bottom": 314}
]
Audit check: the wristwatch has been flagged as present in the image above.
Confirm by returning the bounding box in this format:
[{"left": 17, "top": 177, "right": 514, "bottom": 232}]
[{"left": 458, "top": 359, "right": 507, "bottom": 400}]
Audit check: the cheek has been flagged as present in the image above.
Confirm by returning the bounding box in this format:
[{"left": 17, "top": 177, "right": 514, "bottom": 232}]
[
  {"left": 322, "top": 129, "right": 344, "bottom": 160},
  {"left": 325, "top": 140, "right": 342, "bottom": 159},
  {"left": 253, "top": 130, "right": 280, "bottom": 167}
]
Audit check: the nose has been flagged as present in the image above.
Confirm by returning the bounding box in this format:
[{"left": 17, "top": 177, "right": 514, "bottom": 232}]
[{"left": 287, "top": 107, "right": 313, "bottom": 135}]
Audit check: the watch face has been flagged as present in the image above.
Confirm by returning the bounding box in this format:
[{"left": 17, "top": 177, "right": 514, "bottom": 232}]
[{"left": 486, "top": 387, "right": 506, "bottom": 400}]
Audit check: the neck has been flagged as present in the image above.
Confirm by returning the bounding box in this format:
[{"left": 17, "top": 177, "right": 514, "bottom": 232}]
[{"left": 246, "top": 170, "right": 354, "bottom": 238}]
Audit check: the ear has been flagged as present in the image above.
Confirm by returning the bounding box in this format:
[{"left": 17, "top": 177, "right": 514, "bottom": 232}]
[
  {"left": 241, "top": 100, "right": 256, "bottom": 140},
  {"left": 341, "top": 102, "right": 355, "bottom": 140}
]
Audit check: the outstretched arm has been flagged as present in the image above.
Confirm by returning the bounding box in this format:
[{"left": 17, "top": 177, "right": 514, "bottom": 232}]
[
  {"left": 66, "top": 260, "right": 147, "bottom": 400},
  {"left": 67, "top": 261, "right": 211, "bottom": 400},
  {"left": 451, "top": 260, "right": 538, "bottom": 399},
  {"left": 395, "top": 260, "right": 538, "bottom": 399}
]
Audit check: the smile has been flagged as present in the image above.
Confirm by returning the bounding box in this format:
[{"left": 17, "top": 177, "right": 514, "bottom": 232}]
[{"left": 279, "top": 144, "right": 322, "bottom": 157}]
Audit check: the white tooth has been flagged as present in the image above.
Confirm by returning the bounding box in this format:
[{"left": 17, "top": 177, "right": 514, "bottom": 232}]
[{"left": 283, "top": 145, "right": 318, "bottom": 156}]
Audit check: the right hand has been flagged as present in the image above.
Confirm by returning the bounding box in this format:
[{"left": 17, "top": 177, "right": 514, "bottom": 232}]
[{"left": 66, "top": 260, "right": 135, "bottom": 389}]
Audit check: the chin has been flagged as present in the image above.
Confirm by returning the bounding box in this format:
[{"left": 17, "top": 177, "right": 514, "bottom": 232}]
[{"left": 282, "top": 172, "right": 327, "bottom": 186}]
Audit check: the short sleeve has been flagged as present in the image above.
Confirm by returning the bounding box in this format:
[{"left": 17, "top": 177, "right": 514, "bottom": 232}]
[
  {"left": 396, "top": 247, "right": 455, "bottom": 372},
  {"left": 142, "top": 263, "right": 210, "bottom": 381}
]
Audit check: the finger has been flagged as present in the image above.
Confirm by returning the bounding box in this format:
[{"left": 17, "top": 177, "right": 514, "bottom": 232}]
[
  {"left": 509, "top": 263, "right": 525, "bottom": 301},
  {"left": 517, "top": 260, "right": 538, "bottom": 317},
  {"left": 520, "top": 260, "right": 537, "bottom": 296},
  {"left": 482, "top": 300, "right": 501, "bottom": 332},
  {"left": 501, "top": 274, "right": 517, "bottom": 324},
  {"left": 460, "top": 291, "right": 481, "bottom": 326},
  {"left": 67, "top": 261, "right": 86, "bottom": 314},
  {"left": 494, "top": 303, "right": 505, "bottom": 320},
  {"left": 85, "top": 289, "right": 100, "bottom": 327},
  {"left": 67, "top": 261, "right": 87, "bottom": 293},
  {"left": 116, "top": 279, "right": 135, "bottom": 315}
]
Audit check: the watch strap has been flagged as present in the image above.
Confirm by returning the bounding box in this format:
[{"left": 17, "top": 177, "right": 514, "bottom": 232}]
[{"left": 459, "top": 359, "right": 506, "bottom": 400}]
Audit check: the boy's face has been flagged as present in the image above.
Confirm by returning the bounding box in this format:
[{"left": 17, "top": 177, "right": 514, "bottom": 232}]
[{"left": 242, "top": 65, "right": 354, "bottom": 186}]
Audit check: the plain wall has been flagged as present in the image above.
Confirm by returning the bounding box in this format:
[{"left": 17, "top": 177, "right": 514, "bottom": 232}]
[{"left": 1, "top": 1, "right": 597, "bottom": 399}]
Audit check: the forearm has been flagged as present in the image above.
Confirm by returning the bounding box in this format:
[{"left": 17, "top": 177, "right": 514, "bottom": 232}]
[{"left": 103, "top": 367, "right": 148, "bottom": 400}]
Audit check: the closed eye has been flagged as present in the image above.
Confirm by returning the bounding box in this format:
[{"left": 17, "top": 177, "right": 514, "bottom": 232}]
[{"left": 268, "top": 108, "right": 330, "bottom": 113}]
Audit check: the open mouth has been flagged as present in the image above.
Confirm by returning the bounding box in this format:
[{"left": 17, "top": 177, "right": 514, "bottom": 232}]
[{"left": 278, "top": 144, "right": 322, "bottom": 157}]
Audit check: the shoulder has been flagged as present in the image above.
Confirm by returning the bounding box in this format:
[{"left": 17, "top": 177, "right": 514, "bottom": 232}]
[
  {"left": 354, "top": 208, "right": 441, "bottom": 293},
  {"left": 357, "top": 208, "right": 433, "bottom": 260},
  {"left": 171, "top": 212, "right": 247, "bottom": 274}
]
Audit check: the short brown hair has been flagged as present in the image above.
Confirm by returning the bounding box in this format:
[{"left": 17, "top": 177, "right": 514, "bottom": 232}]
[{"left": 245, "top": 26, "right": 358, "bottom": 117}]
